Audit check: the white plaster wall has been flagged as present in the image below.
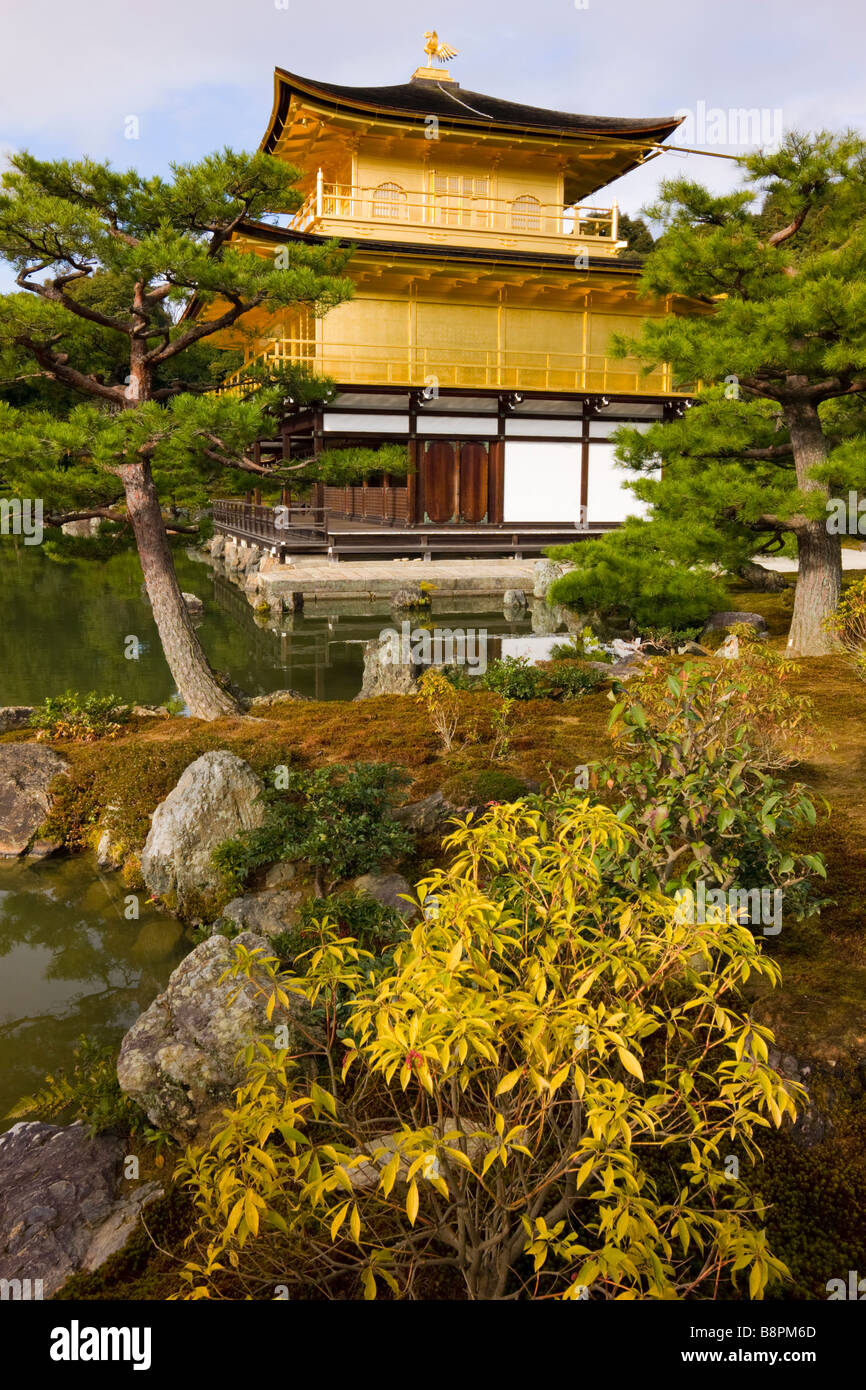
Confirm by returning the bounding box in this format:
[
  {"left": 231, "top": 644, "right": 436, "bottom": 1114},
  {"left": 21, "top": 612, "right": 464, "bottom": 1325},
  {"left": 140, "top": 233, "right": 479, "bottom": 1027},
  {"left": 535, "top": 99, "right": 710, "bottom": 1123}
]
[
  {"left": 586, "top": 443, "right": 657, "bottom": 523},
  {"left": 322, "top": 412, "right": 408, "bottom": 433},
  {"left": 503, "top": 441, "right": 582, "bottom": 522}
]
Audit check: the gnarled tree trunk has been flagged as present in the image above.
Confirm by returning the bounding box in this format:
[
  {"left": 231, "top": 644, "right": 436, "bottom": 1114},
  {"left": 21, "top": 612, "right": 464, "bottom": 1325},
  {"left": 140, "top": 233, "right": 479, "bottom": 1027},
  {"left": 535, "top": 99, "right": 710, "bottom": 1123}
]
[{"left": 121, "top": 458, "right": 242, "bottom": 719}]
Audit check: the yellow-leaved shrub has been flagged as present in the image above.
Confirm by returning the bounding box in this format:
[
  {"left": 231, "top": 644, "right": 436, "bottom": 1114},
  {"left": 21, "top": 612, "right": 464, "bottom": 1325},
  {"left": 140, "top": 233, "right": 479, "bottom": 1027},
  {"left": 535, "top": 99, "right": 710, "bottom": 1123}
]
[{"left": 175, "top": 795, "right": 801, "bottom": 1302}]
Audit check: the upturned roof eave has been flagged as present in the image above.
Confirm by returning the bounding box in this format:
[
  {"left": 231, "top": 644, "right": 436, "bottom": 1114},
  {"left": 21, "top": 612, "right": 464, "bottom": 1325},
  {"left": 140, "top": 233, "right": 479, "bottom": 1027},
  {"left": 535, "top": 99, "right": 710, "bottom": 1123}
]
[{"left": 261, "top": 66, "right": 683, "bottom": 154}]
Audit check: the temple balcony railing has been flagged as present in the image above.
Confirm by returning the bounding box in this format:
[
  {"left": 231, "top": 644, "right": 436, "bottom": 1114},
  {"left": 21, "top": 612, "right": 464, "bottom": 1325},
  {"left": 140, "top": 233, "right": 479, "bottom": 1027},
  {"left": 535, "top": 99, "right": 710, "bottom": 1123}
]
[
  {"left": 225, "top": 336, "right": 680, "bottom": 397},
  {"left": 285, "top": 178, "right": 624, "bottom": 256}
]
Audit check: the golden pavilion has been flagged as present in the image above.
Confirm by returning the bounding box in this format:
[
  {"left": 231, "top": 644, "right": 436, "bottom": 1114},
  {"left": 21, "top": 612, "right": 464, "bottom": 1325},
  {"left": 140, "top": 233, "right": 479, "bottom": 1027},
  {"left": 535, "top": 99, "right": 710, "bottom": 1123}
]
[{"left": 216, "top": 37, "right": 695, "bottom": 551}]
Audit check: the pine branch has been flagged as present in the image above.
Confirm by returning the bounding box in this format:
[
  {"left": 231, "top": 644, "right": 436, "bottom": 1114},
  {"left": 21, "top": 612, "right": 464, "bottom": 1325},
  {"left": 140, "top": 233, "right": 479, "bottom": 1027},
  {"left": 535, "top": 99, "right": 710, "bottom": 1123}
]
[
  {"left": 145, "top": 292, "right": 268, "bottom": 366},
  {"left": 16, "top": 268, "right": 132, "bottom": 335}
]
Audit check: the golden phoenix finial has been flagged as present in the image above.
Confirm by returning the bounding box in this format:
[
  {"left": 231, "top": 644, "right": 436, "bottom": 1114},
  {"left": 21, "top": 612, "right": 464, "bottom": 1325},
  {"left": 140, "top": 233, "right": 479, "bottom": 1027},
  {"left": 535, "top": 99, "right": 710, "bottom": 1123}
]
[{"left": 423, "top": 31, "right": 459, "bottom": 66}]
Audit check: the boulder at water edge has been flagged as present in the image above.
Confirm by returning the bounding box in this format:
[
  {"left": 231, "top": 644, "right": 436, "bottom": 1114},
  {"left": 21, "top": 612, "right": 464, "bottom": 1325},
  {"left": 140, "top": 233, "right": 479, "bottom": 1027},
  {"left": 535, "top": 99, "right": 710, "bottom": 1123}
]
[
  {"left": 117, "top": 930, "right": 298, "bottom": 1142},
  {"left": 140, "top": 750, "right": 266, "bottom": 915},
  {"left": 532, "top": 558, "right": 566, "bottom": 599},
  {"left": 0, "top": 706, "right": 33, "bottom": 735},
  {"left": 0, "top": 744, "right": 68, "bottom": 858},
  {"left": 220, "top": 888, "right": 306, "bottom": 939},
  {"left": 355, "top": 634, "right": 426, "bottom": 699}
]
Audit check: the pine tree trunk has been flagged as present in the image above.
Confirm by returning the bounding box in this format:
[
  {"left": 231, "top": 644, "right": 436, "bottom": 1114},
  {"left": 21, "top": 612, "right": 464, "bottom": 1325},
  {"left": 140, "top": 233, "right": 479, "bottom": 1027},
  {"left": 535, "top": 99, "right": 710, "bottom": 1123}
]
[
  {"left": 787, "top": 521, "right": 842, "bottom": 655},
  {"left": 785, "top": 401, "right": 842, "bottom": 656},
  {"left": 121, "top": 459, "right": 242, "bottom": 719}
]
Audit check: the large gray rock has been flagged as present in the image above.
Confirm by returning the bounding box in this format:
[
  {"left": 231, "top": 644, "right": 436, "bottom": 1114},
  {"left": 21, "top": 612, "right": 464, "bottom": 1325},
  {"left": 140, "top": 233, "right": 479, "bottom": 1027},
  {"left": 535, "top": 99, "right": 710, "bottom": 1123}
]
[
  {"left": 247, "top": 689, "right": 311, "bottom": 710},
  {"left": 393, "top": 791, "right": 456, "bottom": 836},
  {"left": 228, "top": 542, "right": 261, "bottom": 575},
  {"left": 0, "top": 1122, "right": 160, "bottom": 1298},
  {"left": 702, "top": 610, "right": 768, "bottom": 636},
  {"left": 0, "top": 744, "right": 68, "bottom": 858},
  {"left": 390, "top": 586, "right": 431, "bottom": 611},
  {"left": 678, "top": 640, "right": 714, "bottom": 657},
  {"left": 220, "top": 889, "right": 306, "bottom": 939},
  {"left": 0, "top": 706, "right": 33, "bottom": 734},
  {"left": 532, "top": 558, "right": 566, "bottom": 599},
  {"left": 355, "top": 635, "right": 425, "bottom": 699},
  {"left": 529, "top": 597, "right": 569, "bottom": 636},
  {"left": 503, "top": 588, "right": 527, "bottom": 612},
  {"left": 140, "top": 751, "right": 266, "bottom": 915},
  {"left": 262, "top": 861, "right": 297, "bottom": 890},
  {"left": 117, "top": 930, "right": 298, "bottom": 1142},
  {"left": 349, "top": 872, "right": 417, "bottom": 919}
]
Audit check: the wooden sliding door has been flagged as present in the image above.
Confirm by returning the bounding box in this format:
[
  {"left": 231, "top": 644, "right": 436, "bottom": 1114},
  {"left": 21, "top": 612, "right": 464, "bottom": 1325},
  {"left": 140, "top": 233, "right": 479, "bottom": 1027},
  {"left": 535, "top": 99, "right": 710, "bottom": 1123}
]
[{"left": 419, "top": 439, "right": 496, "bottom": 523}]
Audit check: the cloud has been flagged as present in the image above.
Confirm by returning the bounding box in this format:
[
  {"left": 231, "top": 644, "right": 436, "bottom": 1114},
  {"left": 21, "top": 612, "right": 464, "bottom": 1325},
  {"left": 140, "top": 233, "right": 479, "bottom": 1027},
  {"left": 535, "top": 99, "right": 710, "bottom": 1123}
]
[{"left": 0, "top": 0, "right": 863, "bottom": 214}]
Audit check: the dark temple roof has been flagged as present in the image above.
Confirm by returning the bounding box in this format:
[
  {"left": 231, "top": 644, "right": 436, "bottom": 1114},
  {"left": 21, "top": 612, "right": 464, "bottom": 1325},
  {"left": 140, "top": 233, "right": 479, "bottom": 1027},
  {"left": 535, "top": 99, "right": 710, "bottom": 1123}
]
[{"left": 264, "top": 68, "right": 682, "bottom": 150}]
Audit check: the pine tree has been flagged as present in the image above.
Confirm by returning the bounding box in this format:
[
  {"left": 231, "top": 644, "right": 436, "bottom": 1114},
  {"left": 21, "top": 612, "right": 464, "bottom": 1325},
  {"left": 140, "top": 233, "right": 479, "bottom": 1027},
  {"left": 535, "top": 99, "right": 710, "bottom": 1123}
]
[
  {"left": 0, "top": 151, "right": 354, "bottom": 716},
  {"left": 555, "top": 132, "right": 866, "bottom": 655}
]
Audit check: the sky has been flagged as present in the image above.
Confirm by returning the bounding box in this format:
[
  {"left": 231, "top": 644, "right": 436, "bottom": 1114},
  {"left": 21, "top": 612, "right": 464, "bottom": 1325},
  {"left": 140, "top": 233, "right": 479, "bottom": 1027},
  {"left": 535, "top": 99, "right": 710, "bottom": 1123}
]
[{"left": 0, "top": 0, "right": 863, "bottom": 290}]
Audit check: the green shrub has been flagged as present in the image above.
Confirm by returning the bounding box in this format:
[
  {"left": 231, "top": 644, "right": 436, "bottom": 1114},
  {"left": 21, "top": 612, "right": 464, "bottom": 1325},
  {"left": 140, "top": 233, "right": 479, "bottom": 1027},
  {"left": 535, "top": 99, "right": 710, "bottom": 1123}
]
[
  {"left": 548, "top": 521, "right": 727, "bottom": 630},
  {"left": 212, "top": 762, "right": 413, "bottom": 897},
  {"left": 443, "top": 656, "right": 604, "bottom": 702},
  {"left": 824, "top": 573, "right": 866, "bottom": 680},
  {"left": 272, "top": 889, "right": 406, "bottom": 968},
  {"left": 593, "top": 666, "right": 828, "bottom": 922},
  {"left": 542, "top": 661, "right": 606, "bottom": 699},
  {"left": 480, "top": 655, "right": 547, "bottom": 699},
  {"left": 29, "top": 690, "right": 129, "bottom": 742}
]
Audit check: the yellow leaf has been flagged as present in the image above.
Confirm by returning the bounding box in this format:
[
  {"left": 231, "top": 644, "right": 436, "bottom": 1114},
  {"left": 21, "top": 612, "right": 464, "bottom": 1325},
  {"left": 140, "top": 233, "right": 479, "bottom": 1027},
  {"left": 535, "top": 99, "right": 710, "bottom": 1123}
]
[
  {"left": 406, "top": 1180, "right": 420, "bottom": 1226},
  {"left": 226, "top": 1196, "right": 245, "bottom": 1237},
  {"left": 446, "top": 940, "right": 463, "bottom": 972},
  {"left": 244, "top": 1190, "right": 260, "bottom": 1237},
  {"left": 350, "top": 1205, "right": 362, "bottom": 1243},
  {"left": 481, "top": 1148, "right": 498, "bottom": 1178},
  {"left": 330, "top": 1201, "right": 350, "bottom": 1241},
  {"left": 549, "top": 1063, "right": 570, "bottom": 1093},
  {"left": 495, "top": 1068, "right": 522, "bottom": 1097},
  {"left": 576, "top": 1158, "right": 595, "bottom": 1190},
  {"left": 380, "top": 1152, "right": 401, "bottom": 1198},
  {"left": 617, "top": 1047, "right": 644, "bottom": 1081}
]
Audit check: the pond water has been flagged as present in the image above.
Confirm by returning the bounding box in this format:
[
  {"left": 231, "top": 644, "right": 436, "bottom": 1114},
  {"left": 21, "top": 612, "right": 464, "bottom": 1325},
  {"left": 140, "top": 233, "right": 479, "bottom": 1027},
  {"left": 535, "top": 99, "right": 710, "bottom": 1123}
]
[
  {"left": 0, "top": 544, "right": 553, "bottom": 1123},
  {"left": 0, "top": 543, "right": 543, "bottom": 705},
  {"left": 0, "top": 855, "right": 188, "bottom": 1129}
]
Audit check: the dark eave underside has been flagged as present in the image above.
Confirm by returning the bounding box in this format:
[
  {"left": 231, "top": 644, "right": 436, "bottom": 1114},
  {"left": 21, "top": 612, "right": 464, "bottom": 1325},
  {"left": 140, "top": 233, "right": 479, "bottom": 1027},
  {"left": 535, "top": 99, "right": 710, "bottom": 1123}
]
[
  {"left": 239, "top": 219, "right": 646, "bottom": 276},
  {"left": 266, "top": 68, "right": 682, "bottom": 151}
]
